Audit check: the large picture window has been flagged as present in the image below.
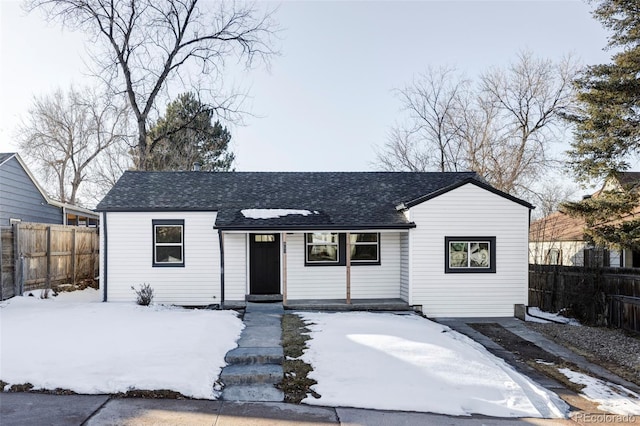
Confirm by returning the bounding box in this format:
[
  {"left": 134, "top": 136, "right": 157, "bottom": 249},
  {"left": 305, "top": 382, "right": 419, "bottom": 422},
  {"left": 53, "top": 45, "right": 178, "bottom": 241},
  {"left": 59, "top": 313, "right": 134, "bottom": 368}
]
[
  {"left": 306, "top": 233, "right": 339, "bottom": 263},
  {"left": 445, "top": 236, "right": 495, "bottom": 273},
  {"left": 153, "top": 220, "right": 184, "bottom": 267}
]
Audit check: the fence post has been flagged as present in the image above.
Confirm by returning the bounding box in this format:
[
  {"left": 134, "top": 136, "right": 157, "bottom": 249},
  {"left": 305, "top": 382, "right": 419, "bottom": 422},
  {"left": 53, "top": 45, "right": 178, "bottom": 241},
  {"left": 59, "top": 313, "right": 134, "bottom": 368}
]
[
  {"left": 46, "top": 225, "right": 51, "bottom": 290},
  {"left": 13, "top": 223, "right": 21, "bottom": 296},
  {"left": 71, "top": 227, "right": 77, "bottom": 286}
]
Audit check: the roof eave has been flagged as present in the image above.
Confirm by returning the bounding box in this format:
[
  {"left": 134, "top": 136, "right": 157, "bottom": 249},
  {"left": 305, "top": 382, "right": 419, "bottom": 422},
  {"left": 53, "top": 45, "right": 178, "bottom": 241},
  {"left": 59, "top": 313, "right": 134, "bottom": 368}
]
[
  {"left": 215, "top": 223, "right": 416, "bottom": 231},
  {"left": 403, "top": 177, "right": 535, "bottom": 210}
]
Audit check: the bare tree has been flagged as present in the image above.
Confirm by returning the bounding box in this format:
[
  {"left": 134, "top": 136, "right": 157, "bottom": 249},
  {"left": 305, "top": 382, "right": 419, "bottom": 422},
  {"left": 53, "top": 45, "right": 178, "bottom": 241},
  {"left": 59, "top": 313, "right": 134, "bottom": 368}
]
[
  {"left": 27, "top": 0, "right": 277, "bottom": 170},
  {"left": 377, "top": 66, "right": 468, "bottom": 172},
  {"left": 376, "top": 51, "right": 579, "bottom": 198},
  {"left": 479, "top": 51, "right": 578, "bottom": 195},
  {"left": 18, "top": 86, "right": 131, "bottom": 206}
]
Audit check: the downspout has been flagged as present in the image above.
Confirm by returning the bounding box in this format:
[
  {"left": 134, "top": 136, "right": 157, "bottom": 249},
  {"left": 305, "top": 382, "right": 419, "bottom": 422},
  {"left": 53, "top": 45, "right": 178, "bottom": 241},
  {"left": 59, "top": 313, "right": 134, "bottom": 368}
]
[
  {"left": 102, "top": 212, "right": 108, "bottom": 302},
  {"left": 218, "top": 229, "right": 225, "bottom": 308}
]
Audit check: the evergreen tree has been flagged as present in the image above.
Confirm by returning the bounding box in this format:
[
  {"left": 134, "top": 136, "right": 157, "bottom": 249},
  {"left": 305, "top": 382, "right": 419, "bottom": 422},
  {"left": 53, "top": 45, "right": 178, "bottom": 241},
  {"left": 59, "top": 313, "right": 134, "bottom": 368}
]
[
  {"left": 563, "top": 0, "right": 640, "bottom": 249},
  {"left": 147, "top": 93, "right": 235, "bottom": 171}
]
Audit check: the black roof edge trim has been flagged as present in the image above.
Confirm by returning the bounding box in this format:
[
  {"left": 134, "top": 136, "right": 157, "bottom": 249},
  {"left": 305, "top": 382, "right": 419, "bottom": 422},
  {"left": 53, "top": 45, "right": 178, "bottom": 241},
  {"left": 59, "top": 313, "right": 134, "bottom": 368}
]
[
  {"left": 215, "top": 223, "right": 417, "bottom": 231},
  {"left": 403, "top": 177, "right": 535, "bottom": 210}
]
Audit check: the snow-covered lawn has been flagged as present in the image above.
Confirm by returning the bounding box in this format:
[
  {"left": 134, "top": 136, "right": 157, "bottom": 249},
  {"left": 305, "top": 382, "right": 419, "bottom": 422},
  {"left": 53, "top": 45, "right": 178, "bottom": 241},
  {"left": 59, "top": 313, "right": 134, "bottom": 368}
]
[
  {"left": 0, "top": 289, "right": 243, "bottom": 399},
  {"left": 299, "top": 312, "right": 569, "bottom": 418}
]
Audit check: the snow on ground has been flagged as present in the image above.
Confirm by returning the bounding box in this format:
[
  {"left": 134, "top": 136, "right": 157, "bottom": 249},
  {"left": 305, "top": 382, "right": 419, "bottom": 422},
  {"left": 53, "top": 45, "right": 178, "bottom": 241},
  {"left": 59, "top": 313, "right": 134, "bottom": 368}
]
[
  {"left": 559, "top": 368, "right": 640, "bottom": 415},
  {"left": 0, "top": 289, "right": 243, "bottom": 399},
  {"left": 299, "top": 312, "right": 569, "bottom": 418},
  {"left": 241, "top": 209, "right": 318, "bottom": 219},
  {"left": 525, "top": 307, "right": 581, "bottom": 325}
]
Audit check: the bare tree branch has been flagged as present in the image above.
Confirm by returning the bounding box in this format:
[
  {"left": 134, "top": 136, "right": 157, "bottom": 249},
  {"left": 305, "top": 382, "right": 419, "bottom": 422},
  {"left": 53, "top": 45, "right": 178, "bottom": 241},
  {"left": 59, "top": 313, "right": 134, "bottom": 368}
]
[{"left": 26, "top": 0, "right": 278, "bottom": 170}]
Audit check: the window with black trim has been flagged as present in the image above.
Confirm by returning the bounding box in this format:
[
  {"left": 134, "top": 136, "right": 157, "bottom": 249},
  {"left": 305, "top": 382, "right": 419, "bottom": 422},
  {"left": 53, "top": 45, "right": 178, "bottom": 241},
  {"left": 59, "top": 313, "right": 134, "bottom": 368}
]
[
  {"left": 445, "top": 236, "right": 495, "bottom": 273},
  {"left": 306, "top": 233, "right": 339, "bottom": 263},
  {"left": 350, "top": 233, "right": 380, "bottom": 263},
  {"left": 153, "top": 219, "right": 184, "bottom": 267},
  {"left": 305, "top": 232, "right": 381, "bottom": 266}
]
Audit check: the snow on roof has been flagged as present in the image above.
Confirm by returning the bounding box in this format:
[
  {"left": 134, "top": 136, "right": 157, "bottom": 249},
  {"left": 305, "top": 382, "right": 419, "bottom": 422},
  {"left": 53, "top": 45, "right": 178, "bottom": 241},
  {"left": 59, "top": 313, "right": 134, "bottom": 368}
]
[{"left": 241, "top": 209, "right": 319, "bottom": 220}]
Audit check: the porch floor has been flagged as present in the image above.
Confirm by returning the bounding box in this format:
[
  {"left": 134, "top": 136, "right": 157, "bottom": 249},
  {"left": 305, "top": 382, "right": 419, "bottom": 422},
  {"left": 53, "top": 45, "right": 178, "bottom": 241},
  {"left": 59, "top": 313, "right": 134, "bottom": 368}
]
[{"left": 284, "top": 298, "right": 412, "bottom": 312}]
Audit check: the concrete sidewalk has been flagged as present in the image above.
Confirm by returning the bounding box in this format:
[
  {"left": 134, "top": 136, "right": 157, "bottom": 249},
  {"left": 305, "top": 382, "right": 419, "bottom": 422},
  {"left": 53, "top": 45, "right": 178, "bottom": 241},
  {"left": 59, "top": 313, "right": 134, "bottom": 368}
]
[{"left": 0, "top": 393, "right": 575, "bottom": 425}]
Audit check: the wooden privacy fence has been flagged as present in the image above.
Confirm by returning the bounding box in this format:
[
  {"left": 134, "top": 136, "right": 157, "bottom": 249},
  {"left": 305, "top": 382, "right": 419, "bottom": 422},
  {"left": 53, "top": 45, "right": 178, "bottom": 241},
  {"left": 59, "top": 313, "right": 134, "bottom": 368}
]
[
  {"left": 529, "top": 264, "right": 640, "bottom": 334},
  {"left": 0, "top": 223, "right": 99, "bottom": 300}
]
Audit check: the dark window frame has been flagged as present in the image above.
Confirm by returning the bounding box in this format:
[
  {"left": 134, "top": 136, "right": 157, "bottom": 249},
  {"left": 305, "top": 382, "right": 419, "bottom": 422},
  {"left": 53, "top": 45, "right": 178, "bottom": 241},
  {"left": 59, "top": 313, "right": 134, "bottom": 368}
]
[
  {"left": 304, "top": 232, "right": 381, "bottom": 266},
  {"left": 444, "top": 236, "right": 496, "bottom": 273},
  {"left": 152, "top": 219, "right": 185, "bottom": 267}
]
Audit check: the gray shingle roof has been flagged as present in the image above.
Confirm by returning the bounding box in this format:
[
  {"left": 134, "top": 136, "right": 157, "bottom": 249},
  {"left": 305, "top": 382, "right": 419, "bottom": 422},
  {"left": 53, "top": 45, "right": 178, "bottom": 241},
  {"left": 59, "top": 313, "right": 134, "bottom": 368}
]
[{"left": 96, "top": 171, "right": 530, "bottom": 229}]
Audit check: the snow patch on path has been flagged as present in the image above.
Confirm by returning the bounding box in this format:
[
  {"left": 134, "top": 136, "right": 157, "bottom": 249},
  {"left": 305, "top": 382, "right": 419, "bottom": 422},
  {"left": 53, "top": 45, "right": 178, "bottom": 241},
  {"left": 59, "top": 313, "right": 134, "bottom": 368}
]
[
  {"left": 559, "top": 368, "right": 640, "bottom": 415},
  {"left": 299, "top": 312, "right": 568, "bottom": 418},
  {"left": 526, "top": 307, "right": 581, "bottom": 325}
]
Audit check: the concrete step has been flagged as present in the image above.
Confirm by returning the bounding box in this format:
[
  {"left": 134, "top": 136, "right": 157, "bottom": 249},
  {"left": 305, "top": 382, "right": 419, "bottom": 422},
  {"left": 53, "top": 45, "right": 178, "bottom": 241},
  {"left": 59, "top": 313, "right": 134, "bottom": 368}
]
[
  {"left": 220, "top": 364, "right": 283, "bottom": 385},
  {"left": 245, "top": 302, "right": 284, "bottom": 314},
  {"left": 221, "top": 384, "right": 284, "bottom": 402},
  {"left": 225, "top": 347, "right": 284, "bottom": 365},
  {"left": 237, "top": 326, "right": 282, "bottom": 348}
]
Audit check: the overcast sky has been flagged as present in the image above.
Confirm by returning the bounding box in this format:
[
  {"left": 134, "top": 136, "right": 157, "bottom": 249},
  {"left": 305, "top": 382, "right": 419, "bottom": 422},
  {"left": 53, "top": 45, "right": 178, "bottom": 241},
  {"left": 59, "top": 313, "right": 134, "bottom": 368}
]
[{"left": 0, "top": 0, "right": 612, "bottom": 175}]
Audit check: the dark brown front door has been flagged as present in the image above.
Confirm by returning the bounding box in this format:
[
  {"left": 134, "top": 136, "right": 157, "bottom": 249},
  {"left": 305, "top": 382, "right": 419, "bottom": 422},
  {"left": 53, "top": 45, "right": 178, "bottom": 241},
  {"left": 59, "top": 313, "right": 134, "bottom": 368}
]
[{"left": 249, "top": 234, "right": 281, "bottom": 295}]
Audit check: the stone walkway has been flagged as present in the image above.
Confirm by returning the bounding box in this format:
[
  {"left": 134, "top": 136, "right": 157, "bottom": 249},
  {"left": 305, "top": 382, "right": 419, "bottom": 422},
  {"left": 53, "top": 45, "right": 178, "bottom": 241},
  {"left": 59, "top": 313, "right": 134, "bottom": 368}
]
[{"left": 220, "top": 302, "right": 285, "bottom": 402}]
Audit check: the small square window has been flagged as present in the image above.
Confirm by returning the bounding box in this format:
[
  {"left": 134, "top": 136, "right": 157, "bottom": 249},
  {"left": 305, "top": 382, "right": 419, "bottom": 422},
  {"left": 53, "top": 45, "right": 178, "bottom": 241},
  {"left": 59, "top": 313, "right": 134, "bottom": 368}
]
[
  {"left": 153, "top": 220, "right": 184, "bottom": 267},
  {"left": 445, "top": 237, "right": 495, "bottom": 273}
]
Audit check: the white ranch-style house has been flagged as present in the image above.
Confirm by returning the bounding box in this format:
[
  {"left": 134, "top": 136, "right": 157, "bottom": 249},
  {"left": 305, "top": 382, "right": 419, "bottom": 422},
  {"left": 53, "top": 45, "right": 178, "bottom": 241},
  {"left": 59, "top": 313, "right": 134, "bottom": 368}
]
[{"left": 96, "top": 171, "right": 533, "bottom": 317}]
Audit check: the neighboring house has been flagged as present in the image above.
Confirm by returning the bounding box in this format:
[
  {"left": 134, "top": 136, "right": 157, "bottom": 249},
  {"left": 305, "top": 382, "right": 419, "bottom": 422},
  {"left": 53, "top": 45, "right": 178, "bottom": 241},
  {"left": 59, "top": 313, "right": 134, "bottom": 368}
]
[
  {"left": 0, "top": 153, "right": 99, "bottom": 227},
  {"left": 529, "top": 172, "right": 640, "bottom": 268},
  {"left": 96, "top": 171, "right": 533, "bottom": 318}
]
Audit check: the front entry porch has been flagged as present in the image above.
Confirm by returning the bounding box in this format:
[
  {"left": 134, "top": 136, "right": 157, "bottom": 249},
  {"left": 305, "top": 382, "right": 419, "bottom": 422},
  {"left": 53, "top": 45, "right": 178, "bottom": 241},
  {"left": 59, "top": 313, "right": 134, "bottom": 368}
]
[{"left": 284, "top": 298, "right": 412, "bottom": 311}]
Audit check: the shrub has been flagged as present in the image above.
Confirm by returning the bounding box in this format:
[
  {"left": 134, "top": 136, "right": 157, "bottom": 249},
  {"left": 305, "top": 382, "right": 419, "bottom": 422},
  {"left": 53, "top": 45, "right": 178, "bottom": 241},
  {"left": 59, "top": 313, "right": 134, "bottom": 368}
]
[{"left": 131, "top": 283, "right": 154, "bottom": 306}]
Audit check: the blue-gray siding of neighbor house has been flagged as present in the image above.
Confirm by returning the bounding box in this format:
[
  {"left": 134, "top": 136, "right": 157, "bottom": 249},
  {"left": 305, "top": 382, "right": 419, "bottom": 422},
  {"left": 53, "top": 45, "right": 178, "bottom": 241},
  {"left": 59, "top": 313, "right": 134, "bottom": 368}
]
[{"left": 0, "top": 157, "right": 62, "bottom": 226}]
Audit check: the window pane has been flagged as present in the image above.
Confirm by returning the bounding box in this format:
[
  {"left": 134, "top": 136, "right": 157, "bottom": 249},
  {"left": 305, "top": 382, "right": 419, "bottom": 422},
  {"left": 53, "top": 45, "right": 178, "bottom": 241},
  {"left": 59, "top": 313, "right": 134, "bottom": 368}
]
[
  {"left": 308, "top": 233, "right": 338, "bottom": 244},
  {"left": 156, "top": 246, "right": 182, "bottom": 263},
  {"left": 156, "top": 226, "right": 182, "bottom": 243},
  {"left": 307, "top": 244, "right": 338, "bottom": 262},
  {"left": 449, "top": 242, "right": 468, "bottom": 268},
  {"left": 255, "top": 235, "right": 275, "bottom": 242},
  {"left": 350, "top": 233, "right": 378, "bottom": 243},
  {"left": 351, "top": 244, "right": 378, "bottom": 261},
  {"left": 469, "top": 242, "right": 490, "bottom": 267}
]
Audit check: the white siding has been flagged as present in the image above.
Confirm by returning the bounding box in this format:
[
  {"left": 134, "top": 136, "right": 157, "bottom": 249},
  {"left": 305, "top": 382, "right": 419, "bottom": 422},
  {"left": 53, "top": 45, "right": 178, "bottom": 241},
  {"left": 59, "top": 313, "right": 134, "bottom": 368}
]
[
  {"left": 105, "top": 211, "right": 220, "bottom": 305},
  {"left": 409, "top": 183, "right": 529, "bottom": 317},
  {"left": 286, "top": 233, "right": 346, "bottom": 299},
  {"left": 529, "top": 240, "right": 587, "bottom": 266},
  {"left": 224, "top": 233, "right": 247, "bottom": 302},
  {"left": 284, "top": 232, "right": 402, "bottom": 300},
  {"left": 400, "top": 232, "right": 409, "bottom": 302},
  {"left": 351, "top": 233, "right": 401, "bottom": 299}
]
